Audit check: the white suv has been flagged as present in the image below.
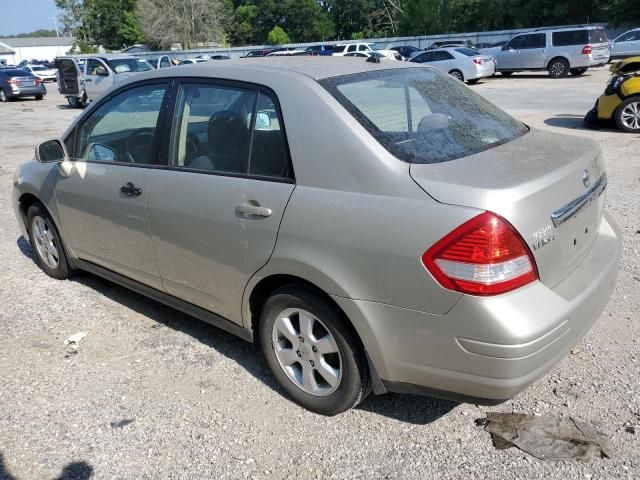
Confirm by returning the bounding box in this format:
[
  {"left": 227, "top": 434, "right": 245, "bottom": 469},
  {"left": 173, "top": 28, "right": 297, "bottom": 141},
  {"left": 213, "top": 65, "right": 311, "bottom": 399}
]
[{"left": 332, "top": 42, "right": 398, "bottom": 60}]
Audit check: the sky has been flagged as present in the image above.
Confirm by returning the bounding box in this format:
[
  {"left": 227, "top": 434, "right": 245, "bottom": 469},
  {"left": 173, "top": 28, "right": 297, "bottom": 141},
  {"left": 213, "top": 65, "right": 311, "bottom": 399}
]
[{"left": 0, "top": 0, "right": 62, "bottom": 37}]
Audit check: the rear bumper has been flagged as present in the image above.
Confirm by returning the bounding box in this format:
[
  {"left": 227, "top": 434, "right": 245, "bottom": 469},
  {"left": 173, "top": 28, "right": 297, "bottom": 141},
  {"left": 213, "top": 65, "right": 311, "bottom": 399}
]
[
  {"left": 7, "top": 86, "right": 46, "bottom": 98},
  {"left": 334, "top": 211, "right": 621, "bottom": 403},
  {"left": 469, "top": 62, "right": 496, "bottom": 79}
]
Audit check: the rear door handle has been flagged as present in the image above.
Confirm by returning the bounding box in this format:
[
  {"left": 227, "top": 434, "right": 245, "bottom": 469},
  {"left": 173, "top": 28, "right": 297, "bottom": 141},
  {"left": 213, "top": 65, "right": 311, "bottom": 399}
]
[
  {"left": 236, "top": 203, "right": 272, "bottom": 218},
  {"left": 120, "top": 182, "right": 142, "bottom": 197}
]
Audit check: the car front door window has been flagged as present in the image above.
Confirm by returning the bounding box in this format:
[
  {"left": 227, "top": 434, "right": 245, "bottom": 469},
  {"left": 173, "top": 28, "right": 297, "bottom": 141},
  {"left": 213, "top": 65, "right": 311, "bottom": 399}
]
[{"left": 76, "top": 83, "right": 168, "bottom": 165}]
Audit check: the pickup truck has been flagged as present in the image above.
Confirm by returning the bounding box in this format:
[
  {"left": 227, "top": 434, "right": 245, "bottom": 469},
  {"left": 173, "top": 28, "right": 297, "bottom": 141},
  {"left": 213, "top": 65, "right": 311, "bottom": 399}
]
[{"left": 56, "top": 54, "right": 153, "bottom": 108}]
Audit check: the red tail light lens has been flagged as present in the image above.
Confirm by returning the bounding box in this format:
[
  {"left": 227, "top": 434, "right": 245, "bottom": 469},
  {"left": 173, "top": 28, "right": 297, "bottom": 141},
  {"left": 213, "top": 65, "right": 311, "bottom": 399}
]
[
  {"left": 582, "top": 45, "right": 592, "bottom": 55},
  {"left": 473, "top": 58, "right": 482, "bottom": 65},
  {"left": 35, "top": 78, "right": 43, "bottom": 85},
  {"left": 7, "top": 78, "right": 19, "bottom": 85},
  {"left": 422, "top": 212, "right": 538, "bottom": 296}
]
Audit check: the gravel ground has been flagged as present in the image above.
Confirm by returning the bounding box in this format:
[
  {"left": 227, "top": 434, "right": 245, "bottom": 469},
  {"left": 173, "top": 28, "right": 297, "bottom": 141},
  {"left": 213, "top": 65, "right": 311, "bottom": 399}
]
[{"left": 0, "top": 67, "right": 639, "bottom": 480}]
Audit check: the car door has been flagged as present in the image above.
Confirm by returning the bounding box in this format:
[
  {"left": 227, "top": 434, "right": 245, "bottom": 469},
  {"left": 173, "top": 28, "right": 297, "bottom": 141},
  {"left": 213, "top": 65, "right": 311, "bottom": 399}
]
[
  {"left": 518, "top": 33, "right": 547, "bottom": 69},
  {"left": 428, "top": 50, "right": 455, "bottom": 72},
  {"left": 496, "top": 35, "right": 527, "bottom": 69},
  {"left": 56, "top": 58, "right": 82, "bottom": 95},
  {"left": 55, "top": 81, "right": 170, "bottom": 289},
  {"left": 613, "top": 31, "right": 640, "bottom": 57},
  {"left": 147, "top": 81, "right": 295, "bottom": 324},
  {"left": 84, "top": 58, "right": 112, "bottom": 100}
]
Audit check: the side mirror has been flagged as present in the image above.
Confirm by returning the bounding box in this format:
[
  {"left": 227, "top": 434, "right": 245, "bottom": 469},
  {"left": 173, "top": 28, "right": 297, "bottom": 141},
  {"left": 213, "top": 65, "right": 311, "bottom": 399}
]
[
  {"left": 255, "top": 111, "right": 272, "bottom": 130},
  {"left": 35, "top": 139, "right": 68, "bottom": 163}
]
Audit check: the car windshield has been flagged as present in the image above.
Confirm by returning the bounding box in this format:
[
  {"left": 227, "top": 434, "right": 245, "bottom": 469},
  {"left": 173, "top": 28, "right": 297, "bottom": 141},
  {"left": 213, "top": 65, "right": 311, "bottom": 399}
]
[
  {"left": 107, "top": 58, "right": 153, "bottom": 74},
  {"left": 321, "top": 68, "right": 528, "bottom": 164}
]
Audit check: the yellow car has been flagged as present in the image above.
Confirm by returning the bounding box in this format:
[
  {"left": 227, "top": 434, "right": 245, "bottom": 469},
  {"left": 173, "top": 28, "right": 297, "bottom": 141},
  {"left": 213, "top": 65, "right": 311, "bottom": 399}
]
[{"left": 584, "top": 56, "right": 640, "bottom": 132}]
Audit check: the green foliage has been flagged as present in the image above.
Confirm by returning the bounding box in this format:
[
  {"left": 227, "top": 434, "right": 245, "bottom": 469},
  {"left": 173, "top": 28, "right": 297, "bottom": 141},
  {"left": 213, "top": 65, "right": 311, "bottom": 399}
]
[
  {"left": 119, "top": 11, "right": 145, "bottom": 45},
  {"left": 267, "top": 26, "right": 290, "bottom": 45},
  {"left": 351, "top": 31, "right": 365, "bottom": 40},
  {"left": 4, "top": 29, "right": 59, "bottom": 38}
]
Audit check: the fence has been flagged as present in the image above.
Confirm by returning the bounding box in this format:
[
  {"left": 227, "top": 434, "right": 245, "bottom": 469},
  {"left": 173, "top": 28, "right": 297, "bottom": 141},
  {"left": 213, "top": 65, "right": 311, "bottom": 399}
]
[{"left": 123, "top": 23, "right": 626, "bottom": 61}]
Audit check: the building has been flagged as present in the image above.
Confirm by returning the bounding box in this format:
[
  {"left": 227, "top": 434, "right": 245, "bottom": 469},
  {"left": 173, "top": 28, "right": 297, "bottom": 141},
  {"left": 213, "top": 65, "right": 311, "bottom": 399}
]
[{"left": 0, "top": 37, "right": 74, "bottom": 65}]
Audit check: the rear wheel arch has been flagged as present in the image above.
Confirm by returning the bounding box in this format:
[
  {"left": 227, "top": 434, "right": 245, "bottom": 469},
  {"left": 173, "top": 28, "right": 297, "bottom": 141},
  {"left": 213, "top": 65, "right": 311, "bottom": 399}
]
[
  {"left": 547, "top": 56, "right": 570, "bottom": 77},
  {"left": 248, "top": 275, "right": 360, "bottom": 341}
]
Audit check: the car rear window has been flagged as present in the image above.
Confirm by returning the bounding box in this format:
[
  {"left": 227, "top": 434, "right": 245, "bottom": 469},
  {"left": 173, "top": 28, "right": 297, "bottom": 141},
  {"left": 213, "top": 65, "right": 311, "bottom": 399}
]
[
  {"left": 455, "top": 47, "right": 480, "bottom": 57},
  {"left": 552, "top": 30, "right": 589, "bottom": 46},
  {"left": 1, "top": 69, "right": 34, "bottom": 77},
  {"left": 589, "top": 28, "right": 608, "bottom": 43},
  {"left": 320, "top": 68, "right": 528, "bottom": 164}
]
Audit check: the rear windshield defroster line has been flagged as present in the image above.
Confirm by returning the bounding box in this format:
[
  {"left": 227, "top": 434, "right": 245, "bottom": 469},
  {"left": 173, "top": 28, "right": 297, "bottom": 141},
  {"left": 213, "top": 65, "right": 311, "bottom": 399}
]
[{"left": 320, "top": 68, "right": 529, "bottom": 164}]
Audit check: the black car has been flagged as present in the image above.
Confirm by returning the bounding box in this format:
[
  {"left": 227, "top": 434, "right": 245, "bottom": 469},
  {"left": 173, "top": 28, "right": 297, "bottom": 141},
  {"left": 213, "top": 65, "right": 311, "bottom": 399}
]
[
  {"left": 390, "top": 45, "right": 419, "bottom": 59},
  {"left": 0, "top": 69, "right": 47, "bottom": 102}
]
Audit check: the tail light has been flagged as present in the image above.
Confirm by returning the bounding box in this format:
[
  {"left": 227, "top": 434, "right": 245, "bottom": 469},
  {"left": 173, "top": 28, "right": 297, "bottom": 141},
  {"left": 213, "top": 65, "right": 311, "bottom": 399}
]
[
  {"left": 422, "top": 212, "right": 538, "bottom": 296},
  {"left": 473, "top": 58, "right": 482, "bottom": 65},
  {"left": 7, "top": 78, "right": 19, "bottom": 85},
  {"left": 582, "top": 45, "right": 592, "bottom": 55},
  {"left": 35, "top": 78, "right": 43, "bottom": 85}
]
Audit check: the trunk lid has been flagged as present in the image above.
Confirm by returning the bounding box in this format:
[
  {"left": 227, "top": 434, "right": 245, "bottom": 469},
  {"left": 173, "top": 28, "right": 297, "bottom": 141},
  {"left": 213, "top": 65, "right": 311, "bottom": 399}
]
[{"left": 410, "top": 128, "right": 606, "bottom": 288}]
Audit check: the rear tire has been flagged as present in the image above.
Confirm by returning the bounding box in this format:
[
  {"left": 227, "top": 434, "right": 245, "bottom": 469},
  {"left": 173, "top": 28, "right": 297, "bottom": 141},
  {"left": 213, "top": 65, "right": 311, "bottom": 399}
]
[
  {"left": 0, "top": 89, "right": 6, "bottom": 102},
  {"left": 449, "top": 69, "right": 464, "bottom": 82},
  {"left": 35, "top": 94, "right": 43, "bottom": 100},
  {"left": 259, "top": 285, "right": 370, "bottom": 415},
  {"left": 467, "top": 78, "right": 479, "bottom": 84},
  {"left": 548, "top": 57, "right": 570, "bottom": 78},
  {"left": 26, "top": 203, "right": 72, "bottom": 280},
  {"left": 614, "top": 96, "right": 640, "bottom": 133},
  {"left": 570, "top": 68, "right": 587, "bottom": 76},
  {"left": 500, "top": 71, "right": 514, "bottom": 77}
]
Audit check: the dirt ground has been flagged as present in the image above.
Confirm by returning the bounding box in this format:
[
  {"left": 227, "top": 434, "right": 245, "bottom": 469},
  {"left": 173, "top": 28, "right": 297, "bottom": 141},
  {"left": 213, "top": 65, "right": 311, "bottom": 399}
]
[{"left": 0, "top": 66, "right": 639, "bottom": 479}]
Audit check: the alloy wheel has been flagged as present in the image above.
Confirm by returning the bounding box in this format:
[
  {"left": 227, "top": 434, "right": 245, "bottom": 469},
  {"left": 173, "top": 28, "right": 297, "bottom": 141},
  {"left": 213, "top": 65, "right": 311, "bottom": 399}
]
[
  {"left": 450, "top": 70, "right": 464, "bottom": 82},
  {"left": 550, "top": 61, "right": 566, "bottom": 77},
  {"left": 31, "top": 215, "right": 59, "bottom": 269},
  {"left": 271, "top": 308, "right": 342, "bottom": 396},
  {"left": 620, "top": 101, "right": 640, "bottom": 131}
]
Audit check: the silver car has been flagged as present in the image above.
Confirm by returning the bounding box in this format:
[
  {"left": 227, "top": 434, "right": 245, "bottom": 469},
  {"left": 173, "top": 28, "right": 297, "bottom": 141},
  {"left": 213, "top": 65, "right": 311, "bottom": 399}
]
[
  {"left": 610, "top": 28, "right": 640, "bottom": 60},
  {"left": 13, "top": 58, "right": 621, "bottom": 415},
  {"left": 493, "top": 25, "right": 610, "bottom": 78}
]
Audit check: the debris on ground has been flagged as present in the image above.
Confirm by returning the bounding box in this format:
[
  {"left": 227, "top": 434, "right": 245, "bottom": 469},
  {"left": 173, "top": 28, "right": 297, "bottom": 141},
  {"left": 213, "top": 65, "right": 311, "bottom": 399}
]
[
  {"left": 623, "top": 424, "right": 636, "bottom": 434},
  {"left": 476, "top": 412, "right": 613, "bottom": 461},
  {"left": 63, "top": 332, "right": 87, "bottom": 350},
  {"left": 110, "top": 419, "right": 134, "bottom": 429}
]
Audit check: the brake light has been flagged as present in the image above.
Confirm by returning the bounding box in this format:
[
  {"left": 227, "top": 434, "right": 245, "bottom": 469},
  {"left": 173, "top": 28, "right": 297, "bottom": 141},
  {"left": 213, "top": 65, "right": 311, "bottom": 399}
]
[
  {"left": 7, "top": 78, "right": 19, "bottom": 85},
  {"left": 422, "top": 212, "right": 538, "bottom": 296},
  {"left": 473, "top": 58, "right": 482, "bottom": 65},
  {"left": 35, "top": 78, "right": 42, "bottom": 85},
  {"left": 582, "top": 45, "right": 592, "bottom": 55}
]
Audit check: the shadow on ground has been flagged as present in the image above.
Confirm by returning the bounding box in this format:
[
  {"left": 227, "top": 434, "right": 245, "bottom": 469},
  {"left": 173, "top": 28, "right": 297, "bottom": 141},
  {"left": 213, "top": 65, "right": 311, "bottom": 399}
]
[
  {"left": 16, "top": 236, "right": 457, "bottom": 424},
  {"left": 0, "top": 452, "right": 93, "bottom": 480}
]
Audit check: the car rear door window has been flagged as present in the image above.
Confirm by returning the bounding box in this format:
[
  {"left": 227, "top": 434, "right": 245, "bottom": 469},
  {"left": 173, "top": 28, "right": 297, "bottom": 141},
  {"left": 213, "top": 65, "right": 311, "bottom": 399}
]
[
  {"left": 347, "top": 45, "right": 356, "bottom": 53},
  {"left": 552, "top": 30, "right": 589, "bottom": 46},
  {"left": 524, "top": 34, "right": 546, "bottom": 49},
  {"left": 75, "top": 83, "right": 168, "bottom": 164},
  {"left": 431, "top": 51, "right": 454, "bottom": 61},
  {"left": 170, "top": 83, "right": 257, "bottom": 174}
]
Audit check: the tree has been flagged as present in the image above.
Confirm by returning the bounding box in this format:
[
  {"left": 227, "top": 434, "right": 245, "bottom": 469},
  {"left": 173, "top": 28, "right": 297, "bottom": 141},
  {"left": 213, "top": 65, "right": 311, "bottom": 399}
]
[
  {"left": 267, "top": 26, "right": 290, "bottom": 45},
  {"left": 83, "top": 0, "right": 143, "bottom": 49},
  {"left": 233, "top": 4, "right": 259, "bottom": 45},
  {"left": 327, "top": 0, "right": 372, "bottom": 40},
  {"left": 281, "top": 0, "right": 334, "bottom": 42},
  {"left": 55, "top": 0, "right": 88, "bottom": 41},
  {"left": 136, "top": 0, "right": 229, "bottom": 49}
]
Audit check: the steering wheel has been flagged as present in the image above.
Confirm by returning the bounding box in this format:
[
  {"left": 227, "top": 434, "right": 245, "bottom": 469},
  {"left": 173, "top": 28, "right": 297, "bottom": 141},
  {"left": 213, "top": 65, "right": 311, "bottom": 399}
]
[{"left": 126, "top": 130, "right": 154, "bottom": 164}]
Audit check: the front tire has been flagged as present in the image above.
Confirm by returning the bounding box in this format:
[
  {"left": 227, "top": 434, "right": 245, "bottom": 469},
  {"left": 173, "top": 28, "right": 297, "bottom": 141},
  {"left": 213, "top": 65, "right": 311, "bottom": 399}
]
[
  {"left": 26, "top": 203, "right": 72, "bottom": 280},
  {"left": 548, "top": 57, "right": 570, "bottom": 78},
  {"left": 259, "top": 286, "right": 370, "bottom": 415},
  {"left": 615, "top": 97, "right": 640, "bottom": 133}
]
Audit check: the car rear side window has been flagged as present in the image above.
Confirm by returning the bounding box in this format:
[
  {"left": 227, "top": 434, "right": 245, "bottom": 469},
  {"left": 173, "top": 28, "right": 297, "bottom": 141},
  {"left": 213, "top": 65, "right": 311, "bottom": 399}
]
[
  {"left": 321, "top": 68, "right": 528, "bottom": 164},
  {"left": 552, "top": 30, "right": 589, "bottom": 46}
]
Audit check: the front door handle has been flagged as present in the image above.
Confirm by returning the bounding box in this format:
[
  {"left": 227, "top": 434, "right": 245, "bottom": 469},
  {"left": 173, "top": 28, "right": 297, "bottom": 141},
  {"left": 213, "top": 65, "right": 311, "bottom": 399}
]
[
  {"left": 236, "top": 203, "right": 272, "bottom": 218},
  {"left": 120, "top": 182, "right": 142, "bottom": 197}
]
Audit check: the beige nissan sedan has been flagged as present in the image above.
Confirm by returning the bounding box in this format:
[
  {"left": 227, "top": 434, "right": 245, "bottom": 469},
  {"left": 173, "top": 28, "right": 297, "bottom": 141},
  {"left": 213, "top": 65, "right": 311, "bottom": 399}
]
[{"left": 13, "top": 58, "right": 621, "bottom": 414}]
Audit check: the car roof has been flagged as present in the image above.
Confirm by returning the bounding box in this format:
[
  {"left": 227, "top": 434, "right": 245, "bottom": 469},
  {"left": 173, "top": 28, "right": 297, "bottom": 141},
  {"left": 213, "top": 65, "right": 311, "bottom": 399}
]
[{"left": 125, "top": 57, "right": 421, "bottom": 82}]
